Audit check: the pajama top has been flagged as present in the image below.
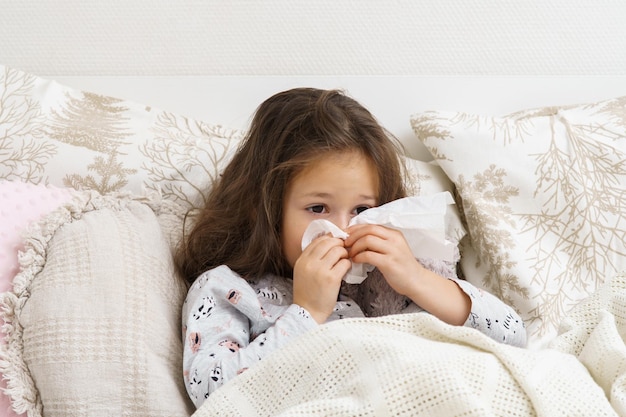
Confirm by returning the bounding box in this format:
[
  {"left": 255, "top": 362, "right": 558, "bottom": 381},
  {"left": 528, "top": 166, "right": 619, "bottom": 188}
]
[{"left": 182, "top": 264, "right": 527, "bottom": 408}]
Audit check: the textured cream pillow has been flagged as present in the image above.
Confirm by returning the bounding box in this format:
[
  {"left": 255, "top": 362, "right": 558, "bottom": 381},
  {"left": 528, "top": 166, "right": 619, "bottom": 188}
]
[
  {"left": 0, "top": 191, "right": 194, "bottom": 417},
  {"left": 410, "top": 96, "right": 626, "bottom": 349},
  {"left": 0, "top": 64, "right": 242, "bottom": 210}
]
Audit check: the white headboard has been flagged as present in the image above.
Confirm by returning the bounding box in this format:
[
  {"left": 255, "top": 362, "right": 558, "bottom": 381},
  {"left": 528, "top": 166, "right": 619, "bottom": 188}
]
[{"left": 2, "top": 1, "right": 625, "bottom": 76}]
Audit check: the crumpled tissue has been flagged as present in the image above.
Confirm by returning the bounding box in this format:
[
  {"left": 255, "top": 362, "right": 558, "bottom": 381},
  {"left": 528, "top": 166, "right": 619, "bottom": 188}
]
[{"left": 300, "top": 192, "right": 456, "bottom": 284}]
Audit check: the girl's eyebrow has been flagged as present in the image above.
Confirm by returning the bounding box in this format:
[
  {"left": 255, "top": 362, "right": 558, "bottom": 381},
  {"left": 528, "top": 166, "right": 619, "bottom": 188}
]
[
  {"left": 299, "top": 191, "right": 377, "bottom": 201},
  {"left": 300, "top": 192, "right": 332, "bottom": 198}
]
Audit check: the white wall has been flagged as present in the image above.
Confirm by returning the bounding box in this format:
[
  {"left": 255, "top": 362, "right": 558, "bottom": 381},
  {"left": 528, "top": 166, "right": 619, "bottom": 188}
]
[{"left": 2, "top": 0, "right": 625, "bottom": 76}]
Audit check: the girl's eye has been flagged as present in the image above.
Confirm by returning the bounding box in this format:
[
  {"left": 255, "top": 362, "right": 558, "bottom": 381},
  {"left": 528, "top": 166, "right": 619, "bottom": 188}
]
[
  {"left": 307, "top": 205, "right": 326, "bottom": 214},
  {"left": 355, "top": 206, "right": 370, "bottom": 215}
]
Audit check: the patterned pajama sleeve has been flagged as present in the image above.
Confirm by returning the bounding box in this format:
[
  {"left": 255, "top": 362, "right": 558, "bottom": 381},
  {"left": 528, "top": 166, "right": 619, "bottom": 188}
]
[
  {"left": 182, "top": 266, "right": 317, "bottom": 409},
  {"left": 415, "top": 257, "right": 527, "bottom": 347},
  {"left": 453, "top": 278, "right": 527, "bottom": 347}
]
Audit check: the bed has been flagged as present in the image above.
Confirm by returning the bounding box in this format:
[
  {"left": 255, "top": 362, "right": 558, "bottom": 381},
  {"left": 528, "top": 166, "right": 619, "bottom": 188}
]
[{"left": 2, "top": 64, "right": 626, "bottom": 416}]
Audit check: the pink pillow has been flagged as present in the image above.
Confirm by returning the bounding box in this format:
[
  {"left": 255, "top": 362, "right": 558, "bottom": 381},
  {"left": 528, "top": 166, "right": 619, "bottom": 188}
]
[{"left": 0, "top": 180, "right": 73, "bottom": 417}]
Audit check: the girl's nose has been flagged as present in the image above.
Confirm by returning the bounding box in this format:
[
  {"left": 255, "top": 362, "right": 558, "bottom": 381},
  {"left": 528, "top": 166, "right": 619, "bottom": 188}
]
[{"left": 328, "top": 214, "right": 351, "bottom": 232}]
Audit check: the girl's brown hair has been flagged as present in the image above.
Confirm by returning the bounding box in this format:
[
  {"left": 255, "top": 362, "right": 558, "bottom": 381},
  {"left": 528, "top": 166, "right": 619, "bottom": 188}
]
[{"left": 175, "top": 88, "right": 407, "bottom": 284}]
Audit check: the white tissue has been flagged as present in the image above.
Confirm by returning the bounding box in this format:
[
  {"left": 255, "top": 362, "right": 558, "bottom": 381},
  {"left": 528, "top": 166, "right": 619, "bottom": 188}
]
[{"left": 300, "top": 192, "right": 456, "bottom": 284}]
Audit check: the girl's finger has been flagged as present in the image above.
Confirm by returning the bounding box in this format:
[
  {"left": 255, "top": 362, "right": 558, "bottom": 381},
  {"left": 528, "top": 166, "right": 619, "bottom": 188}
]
[
  {"left": 305, "top": 235, "right": 345, "bottom": 257},
  {"left": 344, "top": 224, "right": 389, "bottom": 246},
  {"left": 347, "top": 235, "right": 381, "bottom": 258}
]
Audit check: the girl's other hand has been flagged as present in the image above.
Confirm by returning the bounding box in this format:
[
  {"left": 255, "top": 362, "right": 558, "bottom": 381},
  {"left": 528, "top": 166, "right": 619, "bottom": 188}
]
[
  {"left": 345, "top": 223, "right": 471, "bottom": 325},
  {"left": 344, "top": 224, "right": 422, "bottom": 296},
  {"left": 292, "top": 235, "right": 351, "bottom": 324}
]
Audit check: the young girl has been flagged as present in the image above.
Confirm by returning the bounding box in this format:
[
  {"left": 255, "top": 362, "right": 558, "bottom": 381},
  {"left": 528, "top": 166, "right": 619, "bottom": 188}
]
[{"left": 175, "top": 87, "right": 526, "bottom": 408}]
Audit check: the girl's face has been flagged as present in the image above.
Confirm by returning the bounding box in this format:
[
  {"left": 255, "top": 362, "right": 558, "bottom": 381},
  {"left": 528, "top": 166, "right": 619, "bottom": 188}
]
[{"left": 280, "top": 150, "right": 380, "bottom": 269}]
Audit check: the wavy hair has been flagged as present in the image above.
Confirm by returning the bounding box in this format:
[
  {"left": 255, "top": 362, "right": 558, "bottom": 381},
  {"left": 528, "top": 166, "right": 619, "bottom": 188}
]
[{"left": 175, "top": 88, "right": 407, "bottom": 284}]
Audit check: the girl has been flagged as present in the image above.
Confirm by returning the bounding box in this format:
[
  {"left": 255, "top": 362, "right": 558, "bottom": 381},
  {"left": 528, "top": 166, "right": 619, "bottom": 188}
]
[{"left": 175, "top": 88, "right": 526, "bottom": 408}]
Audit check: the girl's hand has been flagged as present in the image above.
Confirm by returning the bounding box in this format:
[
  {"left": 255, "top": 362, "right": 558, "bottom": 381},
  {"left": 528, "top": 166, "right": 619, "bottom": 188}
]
[
  {"left": 345, "top": 223, "right": 471, "bottom": 325},
  {"left": 292, "top": 235, "right": 351, "bottom": 324},
  {"left": 344, "top": 224, "right": 422, "bottom": 296}
]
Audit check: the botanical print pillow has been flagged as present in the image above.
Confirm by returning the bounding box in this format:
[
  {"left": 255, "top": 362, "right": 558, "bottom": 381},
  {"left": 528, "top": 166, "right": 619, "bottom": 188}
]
[
  {"left": 0, "top": 64, "right": 243, "bottom": 211},
  {"left": 410, "top": 96, "right": 626, "bottom": 349}
]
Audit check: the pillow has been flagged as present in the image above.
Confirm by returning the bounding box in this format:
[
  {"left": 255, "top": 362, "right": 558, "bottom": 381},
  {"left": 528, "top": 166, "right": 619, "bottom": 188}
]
[
  {"left": 0, "top": 191, "right": 194, "bottom": 416},
  {"left": 0, "top": 64, "right": 243, "bottom": 211},
  {"left": 410, "top": 96, "right": 626, "bottom": 349},
  {"left": 0, "top": 181, "right": 74, "bottom": 292},
  {"left": 0, "top": 180, "right": 74, "bottom": 417}
]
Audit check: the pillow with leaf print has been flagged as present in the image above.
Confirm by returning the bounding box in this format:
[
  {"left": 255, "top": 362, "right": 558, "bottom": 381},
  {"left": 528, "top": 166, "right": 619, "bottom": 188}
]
[
  {"left": 0, "top": 64, "right": 243, "bottom": 212},
  {"left": 410, "top": 96, "right": 626, "bottom": 349}
]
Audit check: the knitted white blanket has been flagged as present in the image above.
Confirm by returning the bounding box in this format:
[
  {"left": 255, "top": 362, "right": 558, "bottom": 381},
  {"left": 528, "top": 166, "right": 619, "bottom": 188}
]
[{"left": 192, "top": 271, "right": 626, "bottom": 417}]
